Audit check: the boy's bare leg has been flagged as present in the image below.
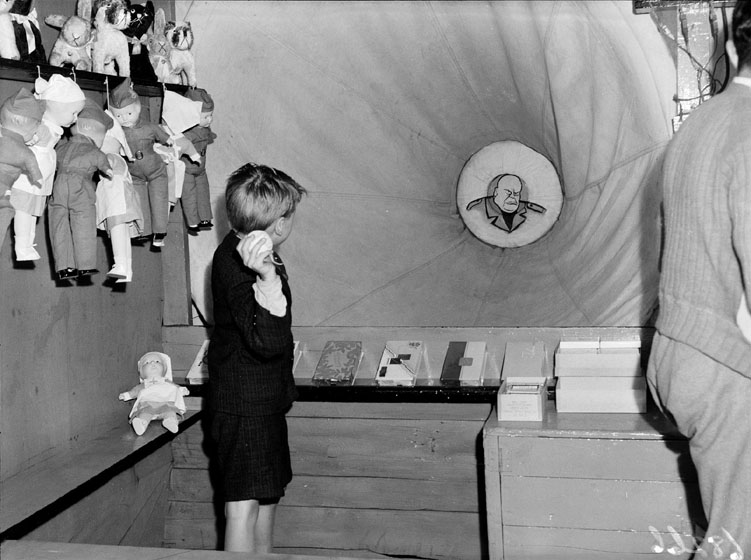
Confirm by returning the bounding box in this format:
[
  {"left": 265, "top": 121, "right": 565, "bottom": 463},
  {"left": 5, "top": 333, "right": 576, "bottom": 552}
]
[
  {"left": 255, "top": 503, "right": 277, "bottom": 553},
  {"left": 224, "top": 499, "right": 259, "bottom": 552}
]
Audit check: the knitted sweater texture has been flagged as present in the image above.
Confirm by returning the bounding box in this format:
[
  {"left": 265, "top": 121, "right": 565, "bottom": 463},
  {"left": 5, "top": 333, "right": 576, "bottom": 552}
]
[{"left": 657, "top": 81, "right": 751, "bottom": 378}]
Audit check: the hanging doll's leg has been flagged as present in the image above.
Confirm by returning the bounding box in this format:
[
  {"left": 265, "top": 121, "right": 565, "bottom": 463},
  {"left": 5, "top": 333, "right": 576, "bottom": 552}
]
[
  {"left": 162, "top": 411, "right": 180, "bottom": 433},
  {"left": 69, "top": 193, "right": 98, "bottom": 272},
  {"left": 48, "top": 184, "right": 77, "bottom": 275},
  {"left": 108, "top": 223, "right": 132, "bottom": 281},
  {"left": 148, "top": 167, "right": 170, "bottom": 247},
  {"left": 195, "top": 171, "right": 213, "bottom": 226},
  {"left": 181, "top": 173, "right": 199, "bottom": 230},
  {"left": 13, "top": 210, "right": 40, "bottom": 261}
]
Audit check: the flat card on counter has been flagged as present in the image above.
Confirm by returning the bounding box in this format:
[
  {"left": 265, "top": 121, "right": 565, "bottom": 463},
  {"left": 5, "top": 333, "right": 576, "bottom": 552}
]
[
  {"left": 186, "top": 339, "right": 210, "bottom": 384},
  {"left": 376, "top": 340, "right": 424, "bottom": 386},
  {"left": 313, "top": 341, "right": 363, "bottom": 385},
  {"left": 441, "top": 341, "right": 487, "bottom": 386}
]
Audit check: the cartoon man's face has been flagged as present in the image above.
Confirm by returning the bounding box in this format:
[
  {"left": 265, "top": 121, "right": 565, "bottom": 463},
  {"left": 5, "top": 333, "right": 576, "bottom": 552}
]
[{"left": 493, "top": 174, "right": 523, "bottom": 213}]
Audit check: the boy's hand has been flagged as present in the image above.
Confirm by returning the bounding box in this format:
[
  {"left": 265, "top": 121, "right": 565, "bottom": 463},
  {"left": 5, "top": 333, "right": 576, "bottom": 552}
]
[{"left": 236, "top": 232, "right": 277, "bottom": 281}]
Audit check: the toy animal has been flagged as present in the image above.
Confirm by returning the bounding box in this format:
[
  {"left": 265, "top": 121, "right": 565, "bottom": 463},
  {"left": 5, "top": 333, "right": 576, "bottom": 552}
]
[
  {"left": 0, "top": 0, "right": 20, "bottom": 60},
  {"left": 123, "top": 0, "right": 157, "bottom": 82},
  {"left": 91, "top": 0, "right": 131, "bottom": 76},
  {"left": 44, "top": 0, "right": 93, "bottom": 71},
  {"left": 165, "top": 18, "right": 197, "bottom": 86},
  {"left": 9, "top": 0, "right": 45, "bottom": 63},
  {"left": 147, "top": 7, "right": 174, "bottom": 83}
]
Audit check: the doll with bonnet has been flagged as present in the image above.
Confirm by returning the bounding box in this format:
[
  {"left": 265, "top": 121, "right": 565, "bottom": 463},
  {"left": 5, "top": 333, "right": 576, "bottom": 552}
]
[
  {"left": 181, "top": 87, "right": 216, "bottom": 233},
  {"left": 109, "top": 77, "right": 172, "bottom": 247},
  {"left": 0, "top": 87, "right": 44, "bottom": 251},
  {"left": 96, "top": 106, "right": 144, "bottom": 282},
  {"left": 9, "top": 74, "right": 85, "bottom": 262},
  {"left": 119, "top": 351, "right": 189, "bottom": 435},
  {"left": 48, "top": 98, "right": 113, "bottom": 280}
]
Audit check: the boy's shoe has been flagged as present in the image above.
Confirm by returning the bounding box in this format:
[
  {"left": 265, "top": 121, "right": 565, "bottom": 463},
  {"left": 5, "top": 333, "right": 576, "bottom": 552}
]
[
  {"left": 152, "top": 233, "right": 166, "bottom": 247},
  {"left": 77, "top": 269, "right": 98, "bottom": 277},
  {"left": 57, "top": 268, "right": 78, "bottom": 280},
  {"left": 186, "top": 225, "right": 200, "bottom": 235},
  {"left": 198, "top": 220, "right": 213, "bottom": 229}
]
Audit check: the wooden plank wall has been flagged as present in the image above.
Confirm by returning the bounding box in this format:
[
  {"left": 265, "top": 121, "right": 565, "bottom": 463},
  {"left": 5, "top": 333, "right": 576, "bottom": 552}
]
[{"left": 166, "top": 402, "right": 492, "bottom": 559}]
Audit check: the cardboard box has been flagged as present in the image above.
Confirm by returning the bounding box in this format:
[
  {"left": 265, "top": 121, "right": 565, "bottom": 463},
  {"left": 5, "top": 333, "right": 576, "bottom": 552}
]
[
  {"left": 555, "top": 339, "right": 641, "bottom": 377},
  {"left": 501, "top": 340, "right": 547, "bottom": 379},
  {"left": 556, "top": 376, "right": 647, "bottom": 413},
  {"left": 313, "top": 341, "right": 363, "bottom": 385},
  {"left": 498, "top": 377, "right": 547, "bottom": 421}
]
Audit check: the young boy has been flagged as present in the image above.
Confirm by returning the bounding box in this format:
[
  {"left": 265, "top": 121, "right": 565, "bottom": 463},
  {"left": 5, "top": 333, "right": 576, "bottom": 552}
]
[{"left": 208, "top": 162, "right": 306, "bottom": 553}]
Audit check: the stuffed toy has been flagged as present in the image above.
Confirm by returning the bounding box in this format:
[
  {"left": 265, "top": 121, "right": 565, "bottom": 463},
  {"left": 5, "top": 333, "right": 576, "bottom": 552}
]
[
  {"left": 147, "top": 8, "right": 174, "bottom": 83},
  {"left": 123, "top": 1, "right": 157, "bottom": 82},
  {"left": 0, "top": 87, "right": 44, "bottom": 253},
  {"left": 48, "top": 98, "right": 113, "bottom": 280},
  {"left": 10, "top": 75, "right": 86, "bottom": 262},
  {"left": 181, "top": 88, "right": 216, "bottom": 233},
  {"left": 44, "top": 0, "right": 93, "bottom": 71},
  {"left": 109, "top": 77, "right": 172, "bottom": 247},
  {"left": 165, "top": 18, "right": 197, "bottom": 87},
  {"left": 0, "top": 0, "right": 19, "bottom": 60},
  {"left": 96, "top": 107, "right": 144, "bottom": 282},
  {"left": 91, "top": 0, "right": 131, "bottom": 76},
  {"left": 9, "top": 0, "right": 45, "bottom": 63},
  {"left": 119, "top": 351, "right": 189, "bottom": 435}
]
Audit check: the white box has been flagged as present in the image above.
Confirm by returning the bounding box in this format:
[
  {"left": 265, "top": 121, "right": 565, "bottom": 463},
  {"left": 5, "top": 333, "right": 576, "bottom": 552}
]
[
  {"left": 498, "top": 377, "right": 547, "bottom": 421},
  {"left": 556, "top": 376, "right": 647, "bottom": 413},
  {"left": 555, "top": 339, "right": 641, "bottom": 377},
  {"left": 501, "top": 340, "right": 547, "bottom": 379}
]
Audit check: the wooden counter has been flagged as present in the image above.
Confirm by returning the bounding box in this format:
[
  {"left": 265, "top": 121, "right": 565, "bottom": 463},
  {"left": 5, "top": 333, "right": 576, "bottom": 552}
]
[{"left": 483, "top": 402, "right": 704, "bottom": 560}]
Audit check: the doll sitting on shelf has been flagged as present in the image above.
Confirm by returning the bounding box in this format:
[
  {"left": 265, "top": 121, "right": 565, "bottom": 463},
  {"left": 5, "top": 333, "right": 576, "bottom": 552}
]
[{"left": 119, "top": 351, "right": 189, "bottom": 435}]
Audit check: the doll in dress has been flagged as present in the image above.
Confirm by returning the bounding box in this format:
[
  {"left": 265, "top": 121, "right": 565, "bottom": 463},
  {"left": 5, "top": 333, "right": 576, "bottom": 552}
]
[
  {"left": 96, "top": 107, "right": 144, "bottom": 282},
  {"left": 0, "top": 87, "right": 45, "bottom": 251},
  {"left": 48, "top": 98, "right": 113, "bottom": 280},
  {"left": 119, "top": 351, "right": 189, "bottom": 435},
  {"left": 181, "top": 87, "right": 216, "bottom": 233},
  {"left": 9, "top": 75, "right": 85, "bottom": 261},
  {"left": 108, "top": 77, "right": 172, "bottom": 248}
]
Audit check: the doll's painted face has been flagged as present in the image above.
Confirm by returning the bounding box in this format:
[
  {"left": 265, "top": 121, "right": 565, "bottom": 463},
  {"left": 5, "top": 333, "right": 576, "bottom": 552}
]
[
  {"left": 44, "top": 99, "right": 86, "bottom": 128},
  {"left": 198, "top": 110, "right": 213, "bottom": 127},
  {"left": 140, "top": 353, "right": 166, "bottom": 381},
  {"left": 2, "top": 114, "right": 41, "bottom": 145},
  {"left": 73, "top": 119, "right": 107, "bottom": 148},
  {"left": 110, "top": 102, "right": 141, "bottom": 128}
]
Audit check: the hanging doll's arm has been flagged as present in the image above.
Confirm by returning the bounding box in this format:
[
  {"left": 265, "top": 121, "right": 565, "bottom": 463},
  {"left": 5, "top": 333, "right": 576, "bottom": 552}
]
[
  {"left": 173, "top": 134, "right": 200, "bottom": 163},
  {"left": 0, "top": 137, "right": 43, "bottom": 186},
  {"left": 118, "top": 383, "right": 144, "bottom": 401},
  {"left": 95, "top": 148, "right": 114, "bottom": 180}
]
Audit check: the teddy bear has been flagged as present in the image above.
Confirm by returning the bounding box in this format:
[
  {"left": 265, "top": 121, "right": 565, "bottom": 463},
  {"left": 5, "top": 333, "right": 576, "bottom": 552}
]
[
  {"left": 7, "top": 0, "right": 46, "bottom": 63},
  {"left": 0, "top": 0, "right": 20, "bottom": 60},
  {"left": 91, "top": 0, "right": 131, "bottom": 76},
  {"left": 44, "top": 0, "right": 93, "bottom": 71},
  {"left": 119, "top": 351, "right": 189, "bottom": 435}
]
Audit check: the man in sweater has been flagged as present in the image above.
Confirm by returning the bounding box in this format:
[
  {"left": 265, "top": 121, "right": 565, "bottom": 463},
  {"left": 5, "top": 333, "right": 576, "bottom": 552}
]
[{"left": 648, "top": 1, "right": 751, "bottom": 556}]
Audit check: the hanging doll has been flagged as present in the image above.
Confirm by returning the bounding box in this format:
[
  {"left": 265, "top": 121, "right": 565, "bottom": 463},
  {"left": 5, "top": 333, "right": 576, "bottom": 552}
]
[
  {"left": 96, "top": 107, "right": 144, "bottom": 282},
  {"left": 10, "top": 74, "right": 86, "bottom": 261},
  {"left": 181, "top": 87, "right": 216, "bottom": 233},
  {"left": 48, "top": 98, "right": 113, "bottom": 280},
  {"left": 0, "top": 87, "right": 44, "bottom": 252},
  {"left": 119, "top": 351, "right": 189, "bottom": 435},
  {"left": 109, "top": 77, "right": 172, "bottom": 247}
]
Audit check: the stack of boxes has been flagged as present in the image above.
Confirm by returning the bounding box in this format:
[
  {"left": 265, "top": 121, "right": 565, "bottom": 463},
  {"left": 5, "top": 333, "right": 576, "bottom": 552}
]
[
  {"left": 554, "top": 339, "right": 646, "bottom": 413},
  {"left": 497, "top": 340, "right": 548, "bottom": 421}
]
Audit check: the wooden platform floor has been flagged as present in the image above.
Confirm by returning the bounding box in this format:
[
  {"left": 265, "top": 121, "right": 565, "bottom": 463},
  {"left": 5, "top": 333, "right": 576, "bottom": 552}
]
[{"left": 1, "top": 540, "right": 367, "bottom": 560}]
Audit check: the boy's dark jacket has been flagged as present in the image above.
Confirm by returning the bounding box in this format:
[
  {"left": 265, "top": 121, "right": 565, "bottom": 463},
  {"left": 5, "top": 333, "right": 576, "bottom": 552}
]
[{"left": 208, "top": 232, "right": 297, "bottom": 416}]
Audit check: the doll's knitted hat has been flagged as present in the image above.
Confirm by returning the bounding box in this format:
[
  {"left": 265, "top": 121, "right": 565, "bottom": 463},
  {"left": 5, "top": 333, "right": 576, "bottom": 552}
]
[
  {"left": 0, "top": 87, "right": 45, "bottom": 124},
  {"left": 185, "top": 87, "right": 214, "bottom": 112},
  {"left": 77, "top": 98, "right": 113, "bottom": 131},
  {"left": 137, "top": 351, "right": 173, "bottom": 381},
  {"left": 34, "top": 75, "right": 85, "bottom": 103},
  {"left": 109, "top": 77, "right": 140, "bottom": 109}
]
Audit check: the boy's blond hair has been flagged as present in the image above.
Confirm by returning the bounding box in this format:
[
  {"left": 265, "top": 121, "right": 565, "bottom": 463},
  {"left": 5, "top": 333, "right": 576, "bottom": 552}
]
[{"left": 226, "top": 163, "right": 306, "bottom": 233}]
